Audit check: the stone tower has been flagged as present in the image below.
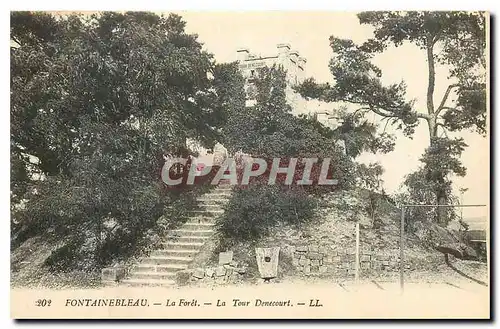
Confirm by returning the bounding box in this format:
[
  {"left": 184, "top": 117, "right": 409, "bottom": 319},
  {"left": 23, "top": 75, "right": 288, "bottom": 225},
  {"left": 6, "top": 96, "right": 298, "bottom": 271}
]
[{"left": 236, "top": 44, "right": 307, "bottom": 115}]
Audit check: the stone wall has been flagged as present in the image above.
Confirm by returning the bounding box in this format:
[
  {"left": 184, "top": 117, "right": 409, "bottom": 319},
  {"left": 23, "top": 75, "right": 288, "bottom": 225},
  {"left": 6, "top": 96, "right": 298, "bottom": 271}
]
[{"left": 290, "top": 244, "right": 406, "bottom": 277}]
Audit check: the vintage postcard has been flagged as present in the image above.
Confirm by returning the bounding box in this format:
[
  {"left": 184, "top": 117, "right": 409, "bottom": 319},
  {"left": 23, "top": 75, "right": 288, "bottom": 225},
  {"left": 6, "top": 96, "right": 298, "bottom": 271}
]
[{"left": 10, "top": 10, "right": 490, "bottom": 319}]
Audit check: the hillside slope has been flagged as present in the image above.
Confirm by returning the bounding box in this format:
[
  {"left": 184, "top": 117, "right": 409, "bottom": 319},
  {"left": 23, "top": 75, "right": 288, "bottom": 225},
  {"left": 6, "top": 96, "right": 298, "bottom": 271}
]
[
  {"left": 11, "top": 188, "right": 487, "bottom": 288},
  {"left": 185, "top": 189, "right": 487, "bottom": 287}
]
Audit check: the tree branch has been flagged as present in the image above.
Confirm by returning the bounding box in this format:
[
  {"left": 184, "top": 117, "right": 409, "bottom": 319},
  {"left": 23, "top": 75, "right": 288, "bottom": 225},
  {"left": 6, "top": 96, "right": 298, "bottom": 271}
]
[
  {"left": 370, "top": 107, "right": 398, "bottom": 119},
  {"left": 435, "top": 84, "right": 460, "bottom": 117},
  {"left": 436, "top": 122, "right": 449, "bottom": 137},
  {"left": 437, "top": 106, "right": 459, "bottom": 118},
  {"left": 416, "top": 112, "right": 431, "bottom": 120}
]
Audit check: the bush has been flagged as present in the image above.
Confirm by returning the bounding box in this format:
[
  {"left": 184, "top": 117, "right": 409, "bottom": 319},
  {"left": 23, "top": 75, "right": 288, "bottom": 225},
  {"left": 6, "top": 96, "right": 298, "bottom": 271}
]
[{"left": 215, "top": 184, "right": 317, "bottom": 247}]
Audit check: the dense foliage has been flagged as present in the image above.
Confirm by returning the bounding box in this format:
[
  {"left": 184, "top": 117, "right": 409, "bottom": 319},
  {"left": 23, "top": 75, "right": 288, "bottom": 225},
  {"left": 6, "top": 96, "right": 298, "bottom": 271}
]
[
  {"left": 216, "top": 184, "right": 317, "bottom": 246},
  {"left": 10, "top": 11, "right": 236, "bottom": 271}
]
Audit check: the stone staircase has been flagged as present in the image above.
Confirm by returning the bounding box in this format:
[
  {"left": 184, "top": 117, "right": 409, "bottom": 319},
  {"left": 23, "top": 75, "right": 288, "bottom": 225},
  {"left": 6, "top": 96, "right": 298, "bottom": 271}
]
[{"left": 121, "top": 184, "right": 232, "bottom": 287}]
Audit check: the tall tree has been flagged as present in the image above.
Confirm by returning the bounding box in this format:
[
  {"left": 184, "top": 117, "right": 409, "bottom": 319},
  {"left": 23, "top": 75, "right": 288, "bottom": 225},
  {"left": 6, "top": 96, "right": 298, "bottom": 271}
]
[
  {"left": 10, "top": 11, "right": 233, "bottom": 269},
  {"left": 296, "top": 11, "right": 487, "bottom": 224}
]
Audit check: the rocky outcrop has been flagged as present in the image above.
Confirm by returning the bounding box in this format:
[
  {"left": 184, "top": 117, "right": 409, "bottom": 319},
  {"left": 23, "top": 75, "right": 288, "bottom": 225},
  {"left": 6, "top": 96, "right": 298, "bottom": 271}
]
[{"left": 413, "top": 221, "right": 478, "bottom": 260}]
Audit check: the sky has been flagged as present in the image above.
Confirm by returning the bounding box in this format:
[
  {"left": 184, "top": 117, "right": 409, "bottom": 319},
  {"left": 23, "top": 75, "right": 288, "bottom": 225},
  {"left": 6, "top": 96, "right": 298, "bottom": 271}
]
[{"left": 173, "top": 11, "right": 489, "bottom": 218}]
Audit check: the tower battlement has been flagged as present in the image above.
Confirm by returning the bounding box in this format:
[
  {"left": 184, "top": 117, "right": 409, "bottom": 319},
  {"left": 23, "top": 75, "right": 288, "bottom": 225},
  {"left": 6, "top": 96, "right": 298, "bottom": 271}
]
[{"left": 236, "top": 44, "right": 307, "bottom": 114}]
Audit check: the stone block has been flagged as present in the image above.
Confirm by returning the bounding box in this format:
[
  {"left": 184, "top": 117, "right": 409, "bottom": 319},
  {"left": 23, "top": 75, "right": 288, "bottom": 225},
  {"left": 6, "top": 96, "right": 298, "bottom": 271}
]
[
  {"left": 101, "top": 266, "right": 126, "bottom": 282},
  {"left": 219, "top": 251, "right": 234, "bottom": 265},
  {"left": 175, "top": 270, "right": 192, "bottom": 286},
  {"left": 192, "top": 268, "right": 205, "bottom": 279},
  {"left": 296, "top": 245, "right": 308, "bottom": 252},
  {"left": 324, "top": 256, "right": 333, "bottom": 264},
  {"left": 311, "top": 265, "right": 320, "bottom": 273},
  {"left": 298, "top": 257, "right": 308, "bottom": 266},
  {"left": 361, "top": 255, "right": 371, "bottom": 262},
  {"left": 361, "top": 261, "right": 370, "bottom": 269},
  {"left": 308, "top": 252, "right": 323, "bottom": 260},
  {"left": 309, "top": 245, "right": 319, "bottom": 252},
  {"left": 304, "top": 265, "right": 311, "bottom": 274},
  {"left": 235, "top": 267, "right": 247, "bottom": 274},
  {"left": 229, "top": 260, "right": 239, "bottom": 268},
  {"left": 311, "top": 259, "right": 320, "bottom": 266},
  {"left": 215, "top": 266, "right": 227, "bottom": 277},
  {"left": 205, "top": 268, "right": 215, "bottom": 278},
  {"left": 340, "top": 255, "right": 350, "bottom": 262},
  {"left": 319, "top": 245, "right": 329, "bottom": 254},
  {"left": 319, "top": 265, "right": 328, "bottom": 273},
  {"left": 292, "top": 257, "right": 299, "bottom": 266},
  {"left": 333, "top": 256, "right": 341, "bottom": 263}
]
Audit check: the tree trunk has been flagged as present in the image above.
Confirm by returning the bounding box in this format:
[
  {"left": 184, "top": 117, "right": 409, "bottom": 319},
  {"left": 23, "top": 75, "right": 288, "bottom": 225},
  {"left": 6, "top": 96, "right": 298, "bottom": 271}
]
[{"left": 428, "top": 117, "right": 447, "bottom": 226}]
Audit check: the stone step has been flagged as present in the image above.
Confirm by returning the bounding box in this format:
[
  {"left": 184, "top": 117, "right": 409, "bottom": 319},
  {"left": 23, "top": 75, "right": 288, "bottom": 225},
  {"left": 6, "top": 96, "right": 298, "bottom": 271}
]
[
  {"left": 196, "top": 204, "right": 224, "bottom": 211},
  {"left": 216, "top": 186, "right": 232, "bottom": 191},
  {"left": 181, "top": 222, "right": 215, "bottom": 230},
  {"left": 162, "top": 241, "right": 205, "bottom": 250},
  {"left": 169, "top": 229, "right": 214, "bottom": 237},
  {"left": 202, "top": 192, "right": 231, "bottom": 198},
  {"left": 141, "top": 255, "right": 193, "bottom": 265},
  {"left": 164, "top": 235, "right": 210, "bottom": 244},
  {"left": 129, "top": 271, "right": 177, "bottom": 280},
  {"left": 121, "top": 278, "right": 175, "bottom": 287},
  {"left": 133, "top": 263, "right": 188, "bottom": 273},
  {"left": 151, "top": 249, "right": 199, "bottom": 258},
  {"left": 196, "top": 198, "right": 229, "bottom": 204},
  {"left": 189, "top": 209, "right": 224, "bottom": 217}
]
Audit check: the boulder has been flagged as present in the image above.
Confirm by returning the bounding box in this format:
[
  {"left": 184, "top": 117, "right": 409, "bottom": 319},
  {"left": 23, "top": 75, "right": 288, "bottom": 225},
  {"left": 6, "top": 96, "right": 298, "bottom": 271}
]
[
  {"left": 192, "top": 268, "right": 205, "bottom": 279},
  {"left": 205, "top": 268, "right": 215, "bottom": 278},
  {"left": 101, "top": 266, "right": 126, "bottom": 283},
  {"left": 215, "top": 266, "right": 226, "bottom": 277},
  {"left": 175, "top": 270, "right": 193, "bottom": 286},
  {"left": 414, "top": 221, "right": 478, "bottom": 260}
]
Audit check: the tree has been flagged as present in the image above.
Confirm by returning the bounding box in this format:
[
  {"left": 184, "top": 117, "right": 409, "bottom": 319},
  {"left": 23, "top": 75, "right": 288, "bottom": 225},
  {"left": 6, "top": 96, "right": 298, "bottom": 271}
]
[
  {"left": 10, "top": 11, "right": 232, "bottom": 270},
  {"left": 221, "top": 65, "right": 356, "bottom": 189},
  {"left": 296, "top": 11, "right": 487, "bottom": 224},
  {"left": 356, "top": 162, "right": 384, "bottom": 228},
  {"left": 328, "top": 107, "right": 395, "bottom": 158}
]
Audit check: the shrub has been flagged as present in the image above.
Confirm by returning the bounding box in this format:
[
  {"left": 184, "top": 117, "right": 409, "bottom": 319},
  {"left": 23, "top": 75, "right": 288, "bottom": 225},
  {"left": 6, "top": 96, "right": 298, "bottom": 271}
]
[{"left": 215, "top": 184, "right": 317, "bottom": 247}]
